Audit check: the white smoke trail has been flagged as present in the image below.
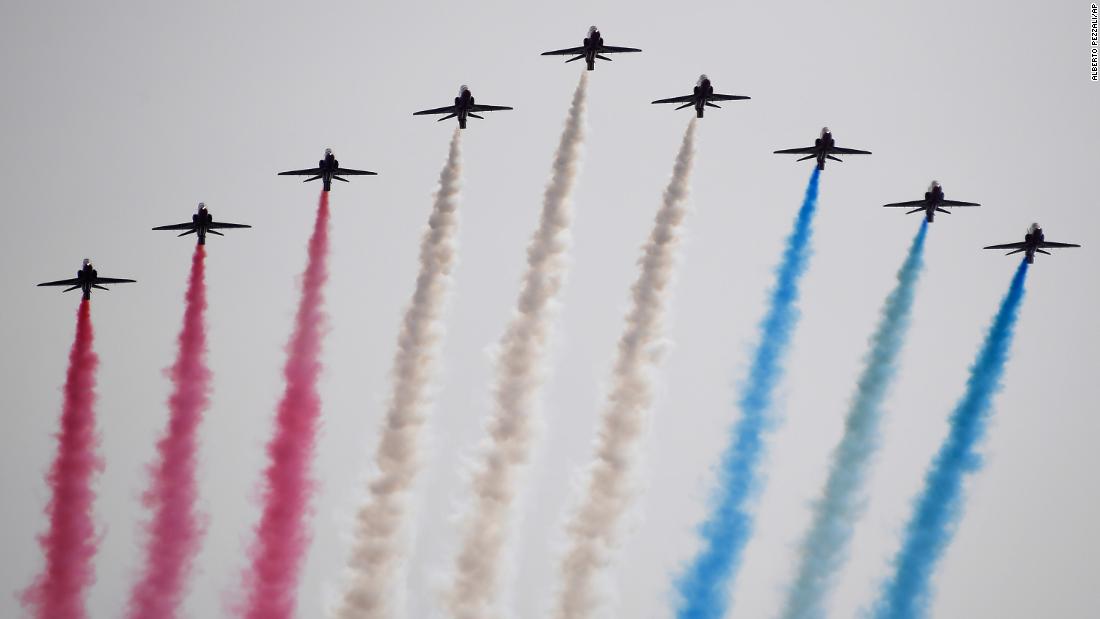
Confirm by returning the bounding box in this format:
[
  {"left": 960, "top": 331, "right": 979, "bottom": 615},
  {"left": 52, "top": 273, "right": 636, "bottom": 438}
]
[
  {"left": 336, "top": 129, "right": 463, "bottom": 619},
  {"left": 446, "top": 73, "right": 589, "bottom": 619},
  {"left": 555, "top": 119, "right": 697, "bottom": 619}
]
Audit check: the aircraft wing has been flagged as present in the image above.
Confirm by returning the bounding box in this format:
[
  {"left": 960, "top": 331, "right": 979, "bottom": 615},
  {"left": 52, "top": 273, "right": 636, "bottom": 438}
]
[
  {"left": 95, "top": 277, "right": 136, "bottom": 284},
  {"left": 37, "top": 278, "right": 81, "bottom": 287},
  {"left": 541, "top": 46, "right": 587, "bottom": 56},
  {"left": 208, "top": 221, "right": 252, "bottom": 229},
  {"left": 710, "top": 94, "right": 751, "bottom": 101},
  {"left": 774, "top": 146, "right": 817, "bottom": 154},
  {"left": 1038, "top": 241, "right": 1081, "bottom": 248},
  {"left": 599, "top": 45, "right": 642, "bottom": 53},
  {"left": 651, "top": 95, "right": 695, "bottom": 104},
  {"left": 278, "top": 167, "right": 323, "bottom": 176},
  {"left": 883, "top": 200, "right": 927, "bottom": 207},
  {"left": 983, "top": 242, "right": 1028, "bottom": 250},
  {"left": 152, "top": 222, "right": 196, "bottom": 231},
  {"left": 333, "top": 167, "right": 377, "bottom": 176},
  {"left": 939, "top": 200, "right": 981, "bottom": 207},
  {"left": 469, "top": 104, "right": 514, "bottom": 112},
  {"left": 413, "top": 105, "right": 457, "bottom": 116},
  {"left": 830, "top": 147, "right": 872, "bottom": 155}
]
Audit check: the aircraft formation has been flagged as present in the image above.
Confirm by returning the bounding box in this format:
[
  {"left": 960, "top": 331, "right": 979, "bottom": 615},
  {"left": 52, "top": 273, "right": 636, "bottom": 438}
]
[{"left": 35, "top": 24, "right": 1079, "bottom": 301}]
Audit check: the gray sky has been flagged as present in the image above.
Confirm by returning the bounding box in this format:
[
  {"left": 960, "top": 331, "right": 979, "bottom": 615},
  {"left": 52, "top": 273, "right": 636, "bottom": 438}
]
[{"left": 1, "top": 1, "right": 1097, "bottom": 618}]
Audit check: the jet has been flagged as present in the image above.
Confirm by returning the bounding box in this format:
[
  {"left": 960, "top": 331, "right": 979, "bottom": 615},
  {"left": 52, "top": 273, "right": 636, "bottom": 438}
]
[
  {"left": 540, "top": 26, "right": 641, "bottom": 71},
  {"left": 774, "top": 127, "right": 872, "bottom": 170},
  {"left": 153, "top": 202, "right": 251, "bottom": 245},
  {"left": 883, "top": 181, "right": 981, "bottom": 223},
  {"left": 983, "top": 223, "right": 1080, "bottom": 264},
  {"left": 651, "top": 75, "right": 750, "bottom": 118},
  {"left": 278, "top": 148, "right": 377, "bottom": 192},
  {"left": 413, "top": 85, "right": 513, "bottom": 129},
  {"left": 38, "top": 259, "right": 136, "bottom": 300}
]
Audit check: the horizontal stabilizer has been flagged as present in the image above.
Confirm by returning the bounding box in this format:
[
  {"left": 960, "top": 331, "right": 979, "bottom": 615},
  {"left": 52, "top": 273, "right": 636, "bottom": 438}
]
[
  {"left": 675, "top": 102, "right": 694, "bottom": 110},
  {"left": 797, "top": 154, "right": 817, "bottom": 162},
  {"left": 565, "top": 54, "right": 585, "bottom": 63},
  {"left": 826, "top": 155, "right": 843, "bottom": 162},
  {"left": 704, "top": 102, "right": 721, "bottom": 108},
  {"left": 92, "top": 284, "right": 109, "bottom": 291},
  {"left": 437, "top": 113, "right": 457, "bottom": 122},
  {"left": 208, "top": 229, "right": 224, "bottom": 236},
  {"left": 1036, "top": 248, "right": 1051, "bottom": 255},
  {"left": 906, "top": 207, "right": 926, "bottom": 215},
  {"left": 595, "top": 54, "right": 612, "bottom": 61},
  {"left": 178, "top": 229, "right": 197, "bottom": 237},
  {"left": 63, "top": 284, "right": 81, "bottom": 293},
  {"left": 333, "top": 176, "right": 349, "bottom": 182},
  {"left": 304, "top": 175, "right": 322, "bottom": 183},
  {"left": 468, "top": 113, "right": 484, "bottom": 120},
  {"left": 1005, "top": 248, "right": 1026, "bottom": 255},
  {"left": 935, "top": 207, "right": 953, "bottom": 214}
]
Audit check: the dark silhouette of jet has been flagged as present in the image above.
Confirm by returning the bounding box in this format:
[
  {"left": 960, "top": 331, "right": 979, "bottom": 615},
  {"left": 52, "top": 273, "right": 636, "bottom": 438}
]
[
  {"left": 413, "top": 85, "right": 513, "bottom": 129},
  {"left": 541, "top": 26, "right": 641, "bottom": 71},
  {"left": 984, "top": 223, "right": 1080, "bottom": 264},
  {"left": 278, "top": 148, "right": 376, "bottom": 192},
  {"left": 883, "top": 181, "right": 980, "bottom": 223},
  {"left": 651, "top": 74, "right": 750, "bottom": 118},
  {"left": 153, "top": 202, "right": 250, "bottom": 245},
  {"left": 38, "top": 259, "right": 136, "bottom": 300},
  {"left": 774, "top": 127, "right": 871, "bottom": 170}
]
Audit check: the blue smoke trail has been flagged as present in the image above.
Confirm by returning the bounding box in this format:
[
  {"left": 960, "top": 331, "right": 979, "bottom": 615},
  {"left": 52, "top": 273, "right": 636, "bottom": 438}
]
[
  {"left": 780, "top": 221, "right": 929, "bottom": 619},
  {"left": 871, "top": 259, "right": 1030, "bottom": 619},
  {"left": 675, "top": 168, "right": 820, "bottom": 619}
]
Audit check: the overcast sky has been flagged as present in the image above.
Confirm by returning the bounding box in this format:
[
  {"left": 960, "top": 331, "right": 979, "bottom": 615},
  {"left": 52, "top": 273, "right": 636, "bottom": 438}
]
[{"left": 1, "top": 2, "right": 1098, "bottom": 618}]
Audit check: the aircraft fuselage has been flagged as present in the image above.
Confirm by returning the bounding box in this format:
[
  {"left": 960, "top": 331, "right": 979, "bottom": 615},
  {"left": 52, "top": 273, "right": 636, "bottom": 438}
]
[
  {"left": 582, "top": 31, "right": 604, "bottom": 70},
  {"left": 812, "top": 131, "right": 836, "bottom": 170},
  {"left": 455, "top": 89, "right": 475, "bottom": 129},
  {"left": 692, "top": 79, "right": 714, "bottom": 118}
]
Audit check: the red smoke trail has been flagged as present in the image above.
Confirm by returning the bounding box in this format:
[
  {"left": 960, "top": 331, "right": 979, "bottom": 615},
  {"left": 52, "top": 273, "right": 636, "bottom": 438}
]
[
  {"left": 241, "top": 192, "right": 330, "bottom": 619},
  {"left": 21, "top": 299, "right": 102, "bottom": 619},
  {"left": 127, "top": 245, "right": 210, "bottom": 619}
]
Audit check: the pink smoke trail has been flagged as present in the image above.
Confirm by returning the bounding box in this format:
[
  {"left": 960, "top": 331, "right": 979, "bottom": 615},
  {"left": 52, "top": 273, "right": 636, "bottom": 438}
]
[
  {"left": 21, "top": 299, "right": 102, "bottom": 619},
  {"left": 127, "top": 245, "right": 211, "bottom": 619},
  {"left": 242, "top": 191, "right": 331, "bottom": 619}
]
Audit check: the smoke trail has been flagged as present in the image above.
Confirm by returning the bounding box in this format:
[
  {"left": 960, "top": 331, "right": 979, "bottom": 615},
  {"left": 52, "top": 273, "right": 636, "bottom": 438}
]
[
  {"left": 871, "top": 260, "right": 1029, "bottom": 619},
  {"left": 555, "top": 119, "right": 697, "bottom": 619},
  {"left": 675, "top": 169, "right": 821, "bottom": 619},
  {"left": 780, "top": 221, "right": 929, "bottom": 619},
  {"left": 21, "top": 299, "right": 101, "bottom": 619},
  {"left": 446, "top": 72, "right": 588, "bottom": 619},
  {"left": 127, "top": 245, "right": 211, "bottom": 619},
  {"left": 241, "top": 192, "right": 331, "bottom": 619},
  {"left": 336, "top": 129, "right": 463, "bottom": 619}
]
